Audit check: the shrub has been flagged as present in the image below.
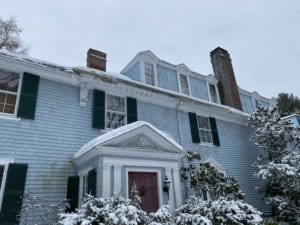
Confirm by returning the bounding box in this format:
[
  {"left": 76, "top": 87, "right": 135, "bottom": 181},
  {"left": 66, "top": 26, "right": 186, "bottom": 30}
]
[
  {"left": 175, "top": 196, "right": 263, "bottom": 225},
  {"left": 58, "top": 194, "right": 147, "bottom": 225}
]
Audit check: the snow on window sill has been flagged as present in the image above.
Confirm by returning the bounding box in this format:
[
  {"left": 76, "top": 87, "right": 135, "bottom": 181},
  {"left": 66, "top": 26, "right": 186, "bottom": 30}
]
[
  {"left": 0, "top": 113, "right": 21, "bottom": 121},
  {"left": 199, "top": 142, "right": 215, "bottom": 147}
]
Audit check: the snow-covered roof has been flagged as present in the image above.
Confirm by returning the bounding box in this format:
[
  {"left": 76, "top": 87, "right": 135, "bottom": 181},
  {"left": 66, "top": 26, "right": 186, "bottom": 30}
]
[
  {"left": 73, "top": 66, "right": 249, "bottom": 118},
  {"left": 73, "top": 66, "right": 132, "bottom": 81},
  {"left": 0, "top": 50, "right": 250, "bottom": 118},
  {"left": 281, "top": 114, "right": 300, "bottom": 120},
  {"left": 74, "top": 121, "right": 184, "bottom": 159},
  {"left": 0, "top": 50, "right": 73, "bottom": 73}
]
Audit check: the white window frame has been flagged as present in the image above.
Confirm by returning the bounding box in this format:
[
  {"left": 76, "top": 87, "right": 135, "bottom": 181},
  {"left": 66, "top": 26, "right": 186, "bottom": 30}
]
[
  {"left": 0, "top": 158, "right": 14, "bottom": 212},
  {"left": 207, "top": 83, "right": 219, "bottom": 104},
  {"left": 179, "top": 74, "right": 190, "bottom": 95},
  {"left": 0, "top": 69, "right": 23, "bottom": 117},
  {"left": 197, "top": 115, "right": 213, "bottom": 145},
  {"left": 144, "top": 62, "right": 156, "bottom": 86},
  {"left": 105, "top": 93, "right": 127, "bottom": 130}
]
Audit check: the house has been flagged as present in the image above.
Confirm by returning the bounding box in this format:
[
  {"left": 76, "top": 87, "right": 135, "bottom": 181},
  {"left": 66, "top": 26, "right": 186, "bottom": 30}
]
[
  {"left": 0, "top": 47, "right": 274, "bottom": 224},
  {"left": 282, "top": 114, "right": 300, "bottom": 128}
]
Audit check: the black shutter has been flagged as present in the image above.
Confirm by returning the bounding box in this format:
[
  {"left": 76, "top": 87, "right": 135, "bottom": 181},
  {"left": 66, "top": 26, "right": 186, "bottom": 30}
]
[
  {"left": 92, "top": 89, "right": 105, "bottom": 129},
  {"left": 209, "top": 117, "right": 220, "bottom": 146},
  {"left": 127, "top": 97, "right": 137, "bottom": 124},
  {"left": 66, "top": 176, "right": 79, "bottom": 212},
  {"left": 87, "top": 169, "right": 97, "bottom": 196},
  {"left": 0, "top": 163, "right": 27, "bottom": 224},
  {"left": 188, "top": 112, "right": 200, "bottom": 143},
  {"left": 17, "top": 73, "right": 40, "bottom": 119}
]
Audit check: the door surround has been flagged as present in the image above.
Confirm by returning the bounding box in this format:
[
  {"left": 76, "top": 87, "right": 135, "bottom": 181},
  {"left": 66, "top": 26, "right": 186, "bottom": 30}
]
[{"left": 125, "top": 167, "right": 163, "bottom": 208}]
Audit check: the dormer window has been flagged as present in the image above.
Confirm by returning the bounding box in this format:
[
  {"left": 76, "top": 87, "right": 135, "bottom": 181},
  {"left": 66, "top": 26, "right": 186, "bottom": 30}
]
[
  {"left": 144, "top": 62, "right": 155, "bottom": 86},
  {"left": 180, "top": 74, "right": 190, "bottom": 95},
  {"left": 209, "top": 84, "right": 218, "bottom": 103}
]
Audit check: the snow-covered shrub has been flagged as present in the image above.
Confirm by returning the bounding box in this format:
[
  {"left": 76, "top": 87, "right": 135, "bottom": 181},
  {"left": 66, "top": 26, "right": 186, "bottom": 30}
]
[
  {"left": 58, "top": 194, "right": 147, "bottom": 225},
  {"left": 174, "top": 213, "right": 212, "bottom": 225},
  {"left": 181, "top": 151, "right": 243, "bottom": 200},
  {"left": 148, "top": 205, "right": 173, "bottom": 225},
  {"left": 175, "top": 196, "right": 263, "bottom": 225},
  {"left": 19, "top": 191, "right": 68, "bottom": 225},
  {"left": 129, "top": 183, "right": 142, "bottom": 209},
  {"left": 248, "top": 106, "right": 300, "bottom": 224},
  {"left": 19, "top": 192, "right": 43, "bottom": 225}
]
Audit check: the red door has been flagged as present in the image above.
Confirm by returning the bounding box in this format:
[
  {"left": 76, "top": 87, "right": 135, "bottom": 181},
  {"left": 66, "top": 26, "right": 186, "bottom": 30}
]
[{"left": 128, "top": 172, "right": 159, "bottom": 212}]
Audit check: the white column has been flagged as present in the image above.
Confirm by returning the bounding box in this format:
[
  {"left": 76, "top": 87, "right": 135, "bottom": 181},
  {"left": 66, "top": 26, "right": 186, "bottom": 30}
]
[
  {"left": 172, "top": 168, "right": 182, "bottom": 208},
  {"left": 102, "top": 165, "right": 111, "bottom": 197},
  {"left": 165, "top": 168, "right": 175, "bottom": 210},
  {"left": 113, "top": 165, "right": 122, "bottom": 194}
]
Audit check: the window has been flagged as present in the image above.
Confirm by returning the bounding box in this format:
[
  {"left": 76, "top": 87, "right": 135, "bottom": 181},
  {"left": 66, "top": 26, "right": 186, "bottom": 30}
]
[
  {"left": 197, "top": 115, "right": 213, "bottom": 144},
  {"left": 180, "top": 74, "right": 189, "bottom": 95},
  {"left": 0, "top": 69, "right": 21, "bottom": 115},
  {"left": 106, "top": 94, "right": 126, "bottom": 129},
  {"left": 209, "top": 84, "right": 218, "bottom": 103},
  {"left": 80, "top": 174, "right": 88, "bottom": 205},
  {"left": 144, "top": 62, "right": 155, "bottom": 86}
]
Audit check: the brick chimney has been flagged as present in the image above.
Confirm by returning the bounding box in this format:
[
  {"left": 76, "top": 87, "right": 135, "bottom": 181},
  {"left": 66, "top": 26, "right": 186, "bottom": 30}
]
[
  {"left": 87, "top": 48, "right": 107, "bottom": 71},
  {"left": 210, "top": 47, "right": 242, "bottom": 110}
]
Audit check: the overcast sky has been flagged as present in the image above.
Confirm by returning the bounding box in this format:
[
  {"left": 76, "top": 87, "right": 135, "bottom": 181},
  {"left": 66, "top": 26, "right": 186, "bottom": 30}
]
[{"left": 2, "top": 0, "right": 300, "bottom": 98}]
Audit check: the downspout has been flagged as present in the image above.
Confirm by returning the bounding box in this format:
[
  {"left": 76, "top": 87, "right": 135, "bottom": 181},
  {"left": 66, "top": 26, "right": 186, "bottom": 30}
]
[{"left": 175, "top": 100, "right": 188, "bottom": 200}]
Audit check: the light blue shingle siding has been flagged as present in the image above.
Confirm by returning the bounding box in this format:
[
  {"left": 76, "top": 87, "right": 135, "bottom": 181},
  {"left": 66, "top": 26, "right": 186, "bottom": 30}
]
[
  {"left": 0, "top": 78, "right": 103, "bottom": 213},
  {"left": 124, "top": 61, "right": 140, "bottom": 81},
  {"left": 240, "top": 93, "right": 255, "bottom": 113},
  {"left": 138, "top": 101, "right": 268, "bottom": 212},
  {"left": 260, "top": 99, "right": 270, "bottom": 108},
  {"left": 156, "top": 65, "right": 179, "bottom": 92},
  {"left": 190, "top": 77, "right": 209, "bottom": 100},
  {"left": 0, "top": 76, "right": 268, "bottom": 218}
]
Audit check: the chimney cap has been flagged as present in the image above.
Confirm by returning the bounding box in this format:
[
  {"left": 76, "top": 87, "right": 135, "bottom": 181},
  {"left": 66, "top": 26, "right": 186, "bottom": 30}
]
[
  {"left": 210, "top": 47, "right": 229, "bottom": 55},
  {"left": 87, "top": 48, "right": 107, "bottom": 59},
  {"left": 87, "top": 48, "right": 107, "bottom": 71}
]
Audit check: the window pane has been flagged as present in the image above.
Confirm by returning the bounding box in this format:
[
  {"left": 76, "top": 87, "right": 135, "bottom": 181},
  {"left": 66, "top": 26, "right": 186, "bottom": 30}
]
[
  {"left": 145, "top": 63, "right": 155, "bottom": 85},
  {"left": 199, "top": 130, "right": 212, "bottom": 143},
  {"left": 180, "top": 74, "right": 189, "bottom": 95},
  {"left": 106, "top": 95, "right": 125, "bottom": 112},
  {"left": 0, "top": 69, "right": 20, "bottom": 93},
  {"left": 0, "top": 165, "right": 4, "bottom": 189},
  {"left": 6, "top": 94, "right": 16, "bottom": 105},
  {"left": 4, "top": 105, "right": 15, "bottom": 114},
  {"left": 0, "top": 94, "right": 17, "bottom": 114},
  {"left": 106, "top": 112, "right": 125, "bottom": 129},
  {"left": 0, "top": 93, "right": 5, "bottom": 104},
  {"left": 209, "top": 84, "right": 218, "bottom": 103},
  {"left": 197, "top": 116, "right": 209, "bottom": 129}
]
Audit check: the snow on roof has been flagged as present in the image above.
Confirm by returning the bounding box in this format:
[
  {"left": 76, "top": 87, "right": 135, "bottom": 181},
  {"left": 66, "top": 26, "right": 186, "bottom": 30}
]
[
  {"left": 0, "top": 50, "right": 250, "bottom": 117},
  {"left": 74, "top": 121, "right": 184, "bottom": 159},
  {"left": 281, "top": 114, "right": 300, "bottom": 120},
  {"left": 0, "top": 50, "right": 74, "bottom": 73},
  {"left": 73, "top": 66, "right": 132, "bottom": 81},
  {"left": 74, "top": 67, "right": 249, "bottom": 117}
]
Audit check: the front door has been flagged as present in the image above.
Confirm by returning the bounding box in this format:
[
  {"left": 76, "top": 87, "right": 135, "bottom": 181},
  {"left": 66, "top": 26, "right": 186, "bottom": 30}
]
[{"left": 128, "top": 172, "right": 159, "bottom": 212}]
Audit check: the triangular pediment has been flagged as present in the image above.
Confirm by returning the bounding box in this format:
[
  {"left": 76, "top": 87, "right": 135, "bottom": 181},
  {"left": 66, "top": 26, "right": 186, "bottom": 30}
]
[
  {"left": 110, "top": 134, "right": 161, "bottom": 150},
  {"left": 75, "top": 121, "right": 184, "bottom": 159}
]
